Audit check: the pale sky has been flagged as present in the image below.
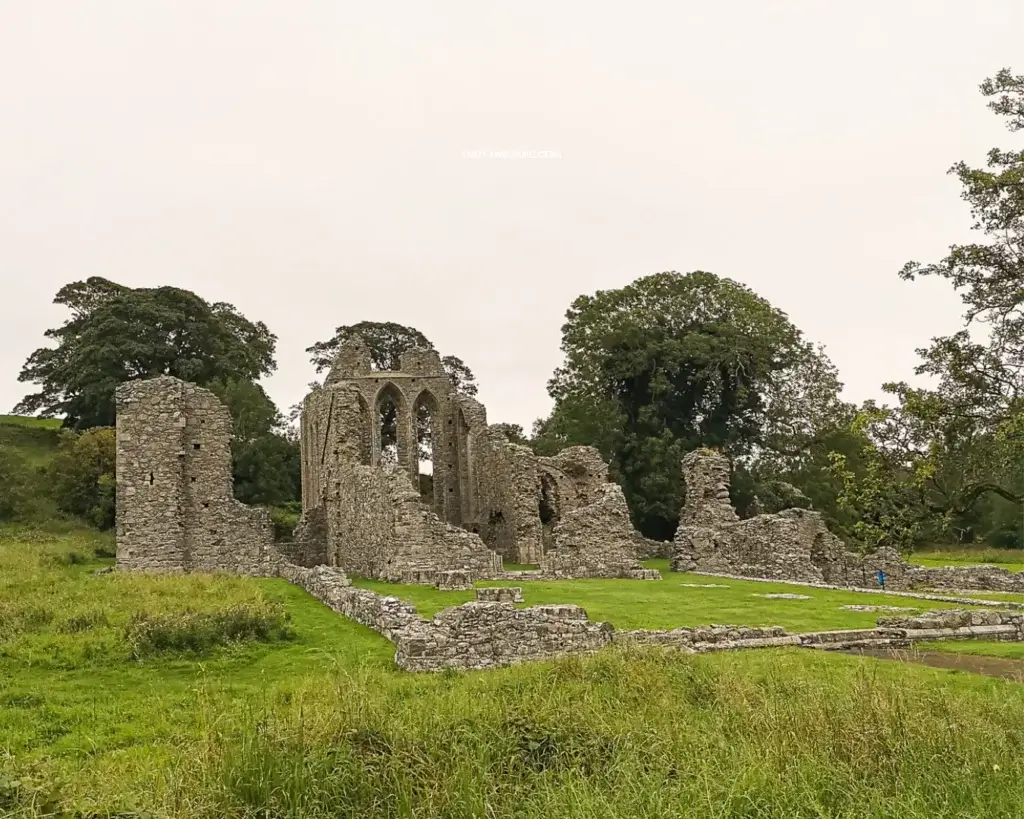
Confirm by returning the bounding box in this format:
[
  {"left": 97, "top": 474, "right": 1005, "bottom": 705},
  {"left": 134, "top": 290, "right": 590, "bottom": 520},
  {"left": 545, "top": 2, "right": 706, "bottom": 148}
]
[{"left": 1, "top": 1, "right": 1020, "bottom": 430}]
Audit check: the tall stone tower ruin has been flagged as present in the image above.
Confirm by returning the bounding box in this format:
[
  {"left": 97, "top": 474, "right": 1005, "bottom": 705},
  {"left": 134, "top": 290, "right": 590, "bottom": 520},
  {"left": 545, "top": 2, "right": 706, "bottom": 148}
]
[{"left": 114, "top": 376, "right": 277, "bottom": 574}]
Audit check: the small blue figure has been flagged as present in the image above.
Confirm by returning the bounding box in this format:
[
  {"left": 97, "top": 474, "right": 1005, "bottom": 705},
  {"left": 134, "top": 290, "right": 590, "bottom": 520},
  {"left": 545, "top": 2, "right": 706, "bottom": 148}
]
[{"left": 876, "top": 569, "right": 886, "bottom": 590}]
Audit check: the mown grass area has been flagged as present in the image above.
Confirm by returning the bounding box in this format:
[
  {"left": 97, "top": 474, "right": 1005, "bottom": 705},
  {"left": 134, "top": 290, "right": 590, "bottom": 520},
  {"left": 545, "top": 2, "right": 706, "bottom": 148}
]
[
  {"left": 911, "top": 548, "right": 1024, "bottom": 572},
  {"left": 355, "top": 558, "right": 988, "bottom": 633},
  {"left": 9, "top": 528, "right": 1024, "bottom": 817},
  {"left": 922, "top": 640, "right": 1024, "bottom": 660}
]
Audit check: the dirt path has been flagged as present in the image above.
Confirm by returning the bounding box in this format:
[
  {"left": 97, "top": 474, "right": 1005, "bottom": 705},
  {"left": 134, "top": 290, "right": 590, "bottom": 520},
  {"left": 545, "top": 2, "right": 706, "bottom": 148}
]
[{"left": 846, "top": 646, "right": 1024, "bottom": 681}]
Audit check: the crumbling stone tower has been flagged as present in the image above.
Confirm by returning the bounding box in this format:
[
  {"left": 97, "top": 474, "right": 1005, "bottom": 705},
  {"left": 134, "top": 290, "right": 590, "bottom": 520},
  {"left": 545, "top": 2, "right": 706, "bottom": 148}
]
[{"left": 115, "top": 376, "right": 277, "bottom": 574}]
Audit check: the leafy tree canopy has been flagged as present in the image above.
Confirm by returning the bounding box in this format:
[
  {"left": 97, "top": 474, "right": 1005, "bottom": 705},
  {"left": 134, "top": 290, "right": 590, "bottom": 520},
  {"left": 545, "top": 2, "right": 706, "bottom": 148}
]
[
  {"left": 47, "top": 427, "right": 117, "bottom": 530},
  {"left": 15, "top": 277, "right": 277, "bottom": 430},
  {"left": 534, "top": 271, "right": 846, "bottom": 538},
  {"left": 860, "top": 68, "right": 1024, "bottom": 543},
  {"left": 206, "top": 378, "right": 301, "bottom": 508}
]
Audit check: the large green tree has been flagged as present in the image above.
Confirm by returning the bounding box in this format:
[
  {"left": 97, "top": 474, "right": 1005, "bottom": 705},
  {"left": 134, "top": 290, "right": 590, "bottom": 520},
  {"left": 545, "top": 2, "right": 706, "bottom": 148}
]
[
  {"left": 207, "top": 379, "right": 301, "bottom": 507},
  {"left": 47, "top": 427, "right": 117, "bottom": 530},
  {"left": 863, "top": 68, "right": 1024, "bottom": 546},
  {"left": 534, "top": 271, "right": 846, "bottom": 538},
  {"left": 15, "top": 277, "right": 277, "bottom": 430}
]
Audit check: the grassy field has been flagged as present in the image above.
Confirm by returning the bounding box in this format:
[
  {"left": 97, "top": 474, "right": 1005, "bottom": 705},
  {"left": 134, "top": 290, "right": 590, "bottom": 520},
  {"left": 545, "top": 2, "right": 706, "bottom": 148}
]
[
  {"left": 0, "top": 415, "right": 62, "bottom": 469},
  {"left": 9, "top": 527, "right": 1024, "bottom": 816},
  {"left": 356, "top": 559, "right": 989, "bottom": 632},
  {"left": 911, "top": 548, "right": 1024, "bottom": 572}
]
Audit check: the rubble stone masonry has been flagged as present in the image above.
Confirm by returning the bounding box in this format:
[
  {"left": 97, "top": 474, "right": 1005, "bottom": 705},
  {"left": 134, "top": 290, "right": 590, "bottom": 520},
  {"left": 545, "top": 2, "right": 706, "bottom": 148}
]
[{"left": 115, "top": 376, "right": 278, "bottom": 575}]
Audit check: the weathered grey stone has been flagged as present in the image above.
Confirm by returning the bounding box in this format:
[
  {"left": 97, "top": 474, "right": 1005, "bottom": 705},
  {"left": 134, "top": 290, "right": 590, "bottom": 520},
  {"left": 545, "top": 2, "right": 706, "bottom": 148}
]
[
  {"left": 298, "top": 342, "right": 658, "bottom": 580},
  {"left": 542, "top": 484, "right": 658, "bottom": 579},
  {"left": 752, "top": 593, "right": 811, "bottom": 600},
  {"left": 669, "top": 449, "right": 1024, "bottom": 596},
  {"left": 435, "top": 570, "right": 474, "bottom": 590},
  {"left": 476, "top": 586, "right": 524, "bottom": 603},
  {"left": 115, "top": 376, "right": 279, "bottom": 575},
  {"left": 283, "top": 563, "right": 613, "bottom": 671}
]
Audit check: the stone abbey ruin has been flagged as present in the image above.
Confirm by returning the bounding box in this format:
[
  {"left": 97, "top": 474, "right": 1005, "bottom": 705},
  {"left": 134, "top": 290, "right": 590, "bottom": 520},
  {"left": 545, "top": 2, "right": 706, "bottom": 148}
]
[
  {"left": 116, "top": 339, "right": 654, "bottom": 583},
  {"left": 113, "top": 338, "right": 1024, "bottom": 671}
]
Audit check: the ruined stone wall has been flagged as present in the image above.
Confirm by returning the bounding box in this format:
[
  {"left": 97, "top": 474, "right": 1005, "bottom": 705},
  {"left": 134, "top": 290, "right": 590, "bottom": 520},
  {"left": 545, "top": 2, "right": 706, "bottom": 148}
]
[
  {"left": 115, "top": 376, "right": 277, "bottom": 575},
  {"left": 904, "top": 565, "right": 1024, "bottom": 594},
  {"left": 542, "top": 484, "right": 658, "bottom": 579},
  {"left": 670, "top": 449, "right": 907, "bottom": 587},
  {"left": 679, "top": 448, "right": 738, "bottom": 526},
  {"left": 537, "top": 446, "right": 610, "bottom": 513},
  {"left": 472, "top": 434, "right": 544, "bottom": 564},
  {"left": 324, "top": 460, "right": 501, "bottom": 581},
  {"left": 300, "top": 338, "right": 660, "bottom": 576},
  {"left": 283, "top": 563, "right": 613, "bottom": 671},
  {"left": 668, "top": 448, "right": 1024, "bottom": 594},
  {"left": 278, "top": 505, "right": 330, "bottom": 567},
  {"left": 395, "top": 603, "right": 613, "bottom": 671},
  {"left": 116, "top": 377, "right": 187, "bottom": 571}
]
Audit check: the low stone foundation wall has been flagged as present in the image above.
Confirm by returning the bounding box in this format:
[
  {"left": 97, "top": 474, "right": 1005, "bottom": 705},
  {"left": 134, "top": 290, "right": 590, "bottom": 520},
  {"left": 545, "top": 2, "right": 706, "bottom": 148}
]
[
  {"left": 283, "top": 564, "right": 613, "bottom": 671},
  {"left": 283, "top": 564, "right": 1024, "bottom": 672},
  {"left": 279, "top": 564, "right": 421, "bottom": 639},
  {"left": 395, "top": 603, "right": 613, "bottom": 671},
  {"left": 476, "top": 586, "right": 524, "bottom": 603},
  {"left": 908, "top": 565, "right": 1024, "bottom": 594}
]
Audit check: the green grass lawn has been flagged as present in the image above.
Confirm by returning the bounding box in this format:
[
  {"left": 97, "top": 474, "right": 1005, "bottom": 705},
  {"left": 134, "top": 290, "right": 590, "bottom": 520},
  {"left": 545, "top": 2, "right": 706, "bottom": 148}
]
[
  {"left": 354, "top": 558, "right": 988, "bottom": 633},
  {"left": 10, "top": 527, "right": 1024, "bottom": 817},
  {"left": 911, "top": 549, "right": 1024, "bottom": 573},
  {"left": 922, "top": 640, "right": 1024, "bottom": 660}
]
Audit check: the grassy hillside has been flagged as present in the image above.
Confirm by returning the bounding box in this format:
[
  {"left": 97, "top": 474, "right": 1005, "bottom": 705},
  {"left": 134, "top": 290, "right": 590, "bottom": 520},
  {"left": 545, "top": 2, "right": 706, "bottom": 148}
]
[
  {"left": 7, "top": 528, "right": 1024, "bottom": 817},
  {"left": 0, "top": 415, "right": 62, "bottom": 468}
]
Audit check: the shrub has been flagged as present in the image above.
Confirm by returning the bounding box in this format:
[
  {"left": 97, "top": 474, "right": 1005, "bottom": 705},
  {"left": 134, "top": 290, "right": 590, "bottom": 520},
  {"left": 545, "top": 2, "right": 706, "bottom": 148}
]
[
  {"left": 0, "top": 448, "right": 39, "bottom": 522},
  {"left": 46, "top": 427, "right": 116, "bottom": 529},
  {"left": 268, "top": 502, "right": 302, "bottom": 542},
  {"left": 0, "top": 602, "right": 55, "bottom": 639},
  {"left": 124, "top": 601, "right": 295, "bottom": 659},
  {"left": 58, "top": 609, "right": 110, "bottom": 633}
]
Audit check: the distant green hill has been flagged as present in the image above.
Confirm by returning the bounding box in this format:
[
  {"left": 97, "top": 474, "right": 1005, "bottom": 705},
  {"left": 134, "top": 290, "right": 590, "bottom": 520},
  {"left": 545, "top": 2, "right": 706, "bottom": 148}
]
[{"left": 0, "top": 414, "right": 63, "bottom": 467}]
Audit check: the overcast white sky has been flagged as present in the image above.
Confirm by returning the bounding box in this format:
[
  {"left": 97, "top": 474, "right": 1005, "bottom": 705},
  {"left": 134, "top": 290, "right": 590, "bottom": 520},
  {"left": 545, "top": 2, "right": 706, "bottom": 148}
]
[{"left": 1, "top": 1, "right": 1020, "bottom": 430}]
